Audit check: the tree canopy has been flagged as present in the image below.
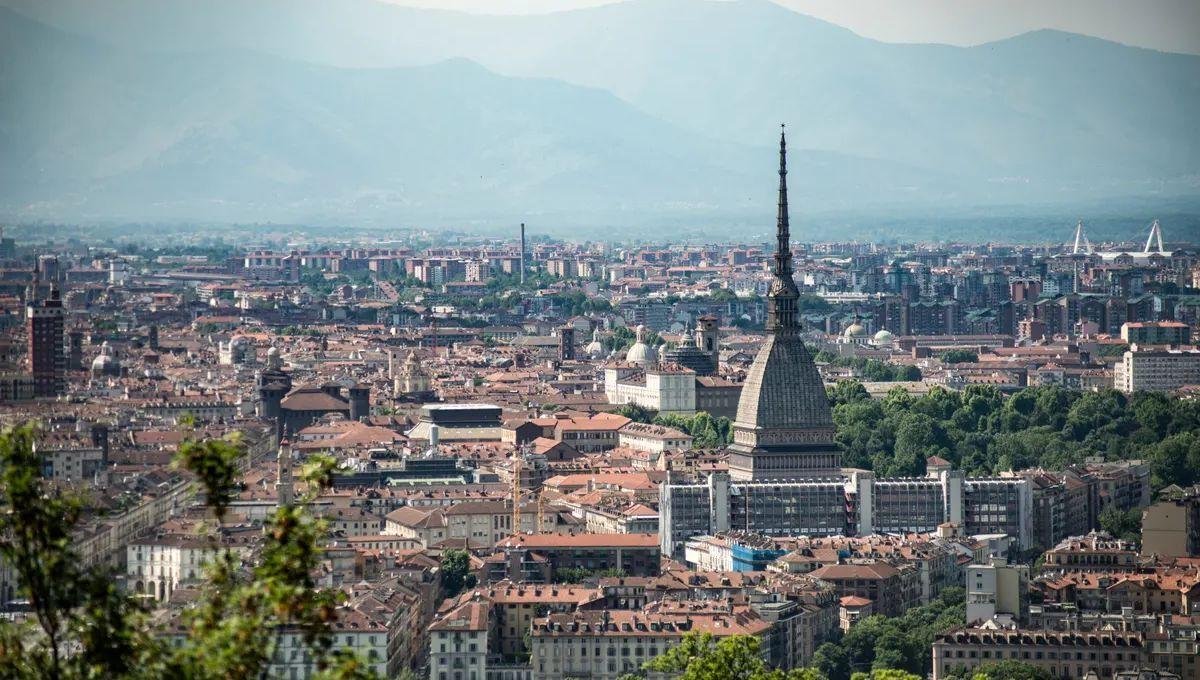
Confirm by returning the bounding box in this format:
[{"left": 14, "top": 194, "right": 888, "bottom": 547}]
[
  {"left": 828, "top": 383, "right": 1200, "bottom": 495},
  {"left": 0, "top": 423, "right": 379, "bottom": 680}
]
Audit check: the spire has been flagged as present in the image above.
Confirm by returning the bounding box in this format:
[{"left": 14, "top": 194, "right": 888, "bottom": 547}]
[
  {"left": 775, "top": 124, "right": 792, "bottom": 280},
  {"left": 766, "top": 124, "right": 800, "bottom": 333}
]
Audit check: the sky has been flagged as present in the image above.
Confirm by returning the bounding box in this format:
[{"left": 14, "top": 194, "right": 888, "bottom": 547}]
[{"left": 382, "top": 0, "right": 1200, "bottom": 55}]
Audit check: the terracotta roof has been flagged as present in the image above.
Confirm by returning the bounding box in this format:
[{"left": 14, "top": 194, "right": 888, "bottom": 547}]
[{"left": 280, "top": 387, "right": 349, "bottom": 412}]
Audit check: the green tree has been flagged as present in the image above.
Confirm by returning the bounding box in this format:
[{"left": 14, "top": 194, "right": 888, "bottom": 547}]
[
  {"left": 1099, "top": 505, "right": 1142, "bottom": 544},
  {"left": 813, "top": 642, "right": 851, "bottom": 680},
  {"left": 965, "top": 660, "right": 1053, "bottom": 680},
  {"left": 441, "top": 549, "right": 477, "bottom": 598},
  {"left": 645, "top": 632, "right": 825, "bottom": 680},
  {"left": 850, "top": 671, "right": 922, "bottom": 680},
  {"left": 939, "top": 349, "right": 979, "bottom": 364},
  {"left": 616, "top": 403, "right": 658, "bottom": 424},
  {"left": 0, "top": 423, "right": 379, "bottom": 680}
]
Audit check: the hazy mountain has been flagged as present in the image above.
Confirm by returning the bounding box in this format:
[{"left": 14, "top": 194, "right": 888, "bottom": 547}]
[
  {"left": 1, "top": 7, "right": 970, "bottom": 227},
  {"left": 1, "top": 0, "right": 1198, "bottom": 230}
]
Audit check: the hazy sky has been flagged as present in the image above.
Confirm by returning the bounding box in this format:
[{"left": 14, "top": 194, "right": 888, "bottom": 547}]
[{"left": 383, "top": 0, "right": 1200, "bottom": 55}]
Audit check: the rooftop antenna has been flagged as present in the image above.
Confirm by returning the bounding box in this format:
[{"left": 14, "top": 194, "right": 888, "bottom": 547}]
[
  {"left": 1071, "top": 220, "right": 1093, "bottom": 255},
  {"left": 1143, "top": 219, "right": 1165, "bottom": 254}
]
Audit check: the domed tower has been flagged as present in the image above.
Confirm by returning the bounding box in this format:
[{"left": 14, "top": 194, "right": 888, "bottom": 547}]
[
  {"left": 727, "top": 127, "right": 841, "bottom": 481},
  {"left": 399, "top": 351, "right": 430, "bottom": 394},
  {"left": 584, "top": 328, "right": 605, "bottom": 360},
  {"left": 624, "top": 325, "right": 658, "bottom": 368},
  {"left": 90, "top": 341, "right": 121, "bottom": 378}
]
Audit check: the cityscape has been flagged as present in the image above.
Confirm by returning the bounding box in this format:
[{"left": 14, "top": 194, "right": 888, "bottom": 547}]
[{"left": 2, "top": 1, "right": 1200, "bottom": 680}]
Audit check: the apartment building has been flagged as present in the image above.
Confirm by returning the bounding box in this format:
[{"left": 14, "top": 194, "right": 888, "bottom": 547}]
[
  {"left": 1114, "top": 346, "right": 1200, "bottom": 393},
  {"left": 933, "top": 628, "right": 1145, "bottom": 680},
  {"left": 806, "top": 561, "right": 922, "bottom": 618},
  {"left": 529, "top": 602, "right": 771, "bottom": 680}
]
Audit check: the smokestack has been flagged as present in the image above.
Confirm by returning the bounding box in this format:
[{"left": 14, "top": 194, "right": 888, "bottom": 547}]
[{"left": 519, "top": 223, "right": 526, "bottom": 285}]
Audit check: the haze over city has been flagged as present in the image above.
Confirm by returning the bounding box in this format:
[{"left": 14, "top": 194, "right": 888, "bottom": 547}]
[
  {"left": 2, "top": 3, "right": 1200, "bottom": 680},
  {"left": 1, "top": 0, "right": 1198, "bottom": 240}
]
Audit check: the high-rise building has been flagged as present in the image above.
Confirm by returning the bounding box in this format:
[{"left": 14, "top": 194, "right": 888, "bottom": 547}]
[
  {"left": 27, "top": 283, "right": 66, "bottom": 397},
  {"left": 727, "top": 128, "right": 841, "bottom": 482}
]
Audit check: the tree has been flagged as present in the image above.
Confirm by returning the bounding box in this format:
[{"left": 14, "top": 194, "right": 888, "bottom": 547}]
[
  {"left": 813, "top": 642, "right": 851, "bottom": 680},
  {"left": 645, "top": 632, "right": 826, "bottom": 680},
  {"left": 0, "top": 423, "right": 379, "bottom": 680},
  {"left": 616, "top": 403, "right": 658, "bottom": 424},
  {"left": 939, "top": 350, "right": 978, "bottom": 364},
  {"left": 850, "top": 671, "right": 922, "bottom": 680},
  {"left": 828, "top": 381, "right": 870, "bottom": 408},
  {"left": 1148, "top": 432, "right": 1200, "bottom": 488},
  {"left": 1098, "top": 505, "right": 1142, "bottom": 544},
  {"left": 441, "top": 549, "right": 477, "bottom": 598},
  {"left": 965, "top": 660, "right": 1053, "bottom": 680}
]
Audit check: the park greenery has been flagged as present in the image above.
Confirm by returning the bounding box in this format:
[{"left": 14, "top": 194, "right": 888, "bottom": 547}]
[
  {"left": 814, "top": 351, "right": 922, "bottom": 383},
  {"left": 938, "top": 349, "right": 979, "bottom": 364},
  {"left": 0, "top": 423, "right": 379, "bottom": 680},
  {"left": 826, "top": 381, "right": 1200, "bottom": 491},
  {"left": 814, "top": 587, "right": 964, "bottom": 679},
  {"left": 614, "top": 406, "right": 734, "bottom": 448}
]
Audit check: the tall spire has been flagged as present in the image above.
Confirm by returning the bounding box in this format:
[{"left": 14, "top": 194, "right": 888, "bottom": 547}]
[
  {"left": 766, "top": 124, "right": 800, "bottom": 333},
  {"left": 775, "top": 124, "right": 792, "bottom": 280}
]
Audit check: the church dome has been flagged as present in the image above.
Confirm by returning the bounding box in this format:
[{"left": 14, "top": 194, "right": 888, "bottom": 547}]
[
  {"left": 624, "top": 325, "right": 658, "bottom": 366},
  {"left": 842, "top": 322, "right": 867, "bottom": 338},
  {"left": 91, "top": 341, "right": 120, "bottom": 376},
  {"left": 584, "top": 329, "right": 605, "bottom": 359},
  {"left": 872, "top": 329, "right": 895, "bottom": 344}
]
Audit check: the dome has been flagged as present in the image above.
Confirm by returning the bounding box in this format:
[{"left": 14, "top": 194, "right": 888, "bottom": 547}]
[
  {"left": 584, "top": 329, "right": 605, "bottom": 359},
  {"left": 624, "top": 325, "right": 658, "bottom": 367},
  {"left": 873, "top": 329, "right": 895, "bottom": 344},
  {"left": 842, "top": 322, "right": 866, "bottom": 338},
  {"left": 91, "top": 342, "right": 119, "bottom": 375}
]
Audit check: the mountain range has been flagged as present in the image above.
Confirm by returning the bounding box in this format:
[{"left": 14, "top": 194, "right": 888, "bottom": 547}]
[{"left": 1, "top": 0, "right": 1198, "bottom": 235}]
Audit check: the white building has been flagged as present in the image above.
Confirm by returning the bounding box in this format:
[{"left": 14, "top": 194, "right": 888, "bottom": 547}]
[
  {"left": 1113, "top": 345, "right": 1200, "bottom": 393},
  {"left": 603, "top": 365, "right": 696, "bottom": 416},
  {"left": 428, "top": 596, "right": 490, "bottom": 680},
  {"left": 965, "top": 556, "right": 1029, "bottom": 626},
  {"left": 126, "top": 531, "right": 253, "bottom": 602},
  {"left": 617, "top": 422, "right": 692, "bottom": 453}
]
